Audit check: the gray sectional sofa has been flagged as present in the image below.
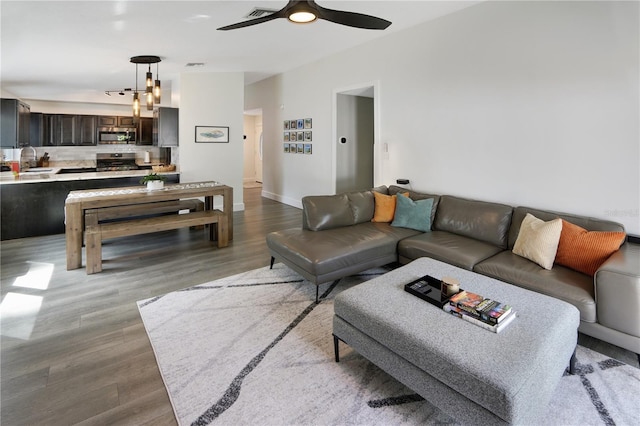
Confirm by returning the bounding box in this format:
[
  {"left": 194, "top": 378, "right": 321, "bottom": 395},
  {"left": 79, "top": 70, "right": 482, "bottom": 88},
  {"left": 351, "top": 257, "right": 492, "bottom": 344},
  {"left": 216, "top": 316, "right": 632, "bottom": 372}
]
[{"left": 266, "top": 185, "right": 640, "bottom": 356}]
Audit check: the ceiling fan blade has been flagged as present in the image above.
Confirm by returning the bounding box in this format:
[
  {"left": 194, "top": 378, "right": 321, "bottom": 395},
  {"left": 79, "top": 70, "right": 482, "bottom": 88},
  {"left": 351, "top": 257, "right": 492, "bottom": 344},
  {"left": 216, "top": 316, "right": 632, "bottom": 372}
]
[
  {"left": 316, "top": 4, "right": 391, "bottom": 30},
  {"left": 217, "top": 11, "right": 284, "bottom": 31}
]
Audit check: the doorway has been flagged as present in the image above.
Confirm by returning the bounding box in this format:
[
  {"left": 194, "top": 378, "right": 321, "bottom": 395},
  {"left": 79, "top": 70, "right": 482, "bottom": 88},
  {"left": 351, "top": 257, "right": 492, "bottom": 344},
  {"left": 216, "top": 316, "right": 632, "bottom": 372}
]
[
  {"left": 334, "top": 84, "right": 377, "bottom": 193},
  {"left": 243, "top": 109, "right": 263, "bottom": 188}
]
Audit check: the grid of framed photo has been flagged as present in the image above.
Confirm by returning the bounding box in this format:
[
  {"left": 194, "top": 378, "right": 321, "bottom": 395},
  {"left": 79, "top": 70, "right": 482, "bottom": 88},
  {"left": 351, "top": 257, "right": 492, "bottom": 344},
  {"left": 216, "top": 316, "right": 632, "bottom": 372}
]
[{"left": 284, "top": 118, "right": 312, "bottom": 154}]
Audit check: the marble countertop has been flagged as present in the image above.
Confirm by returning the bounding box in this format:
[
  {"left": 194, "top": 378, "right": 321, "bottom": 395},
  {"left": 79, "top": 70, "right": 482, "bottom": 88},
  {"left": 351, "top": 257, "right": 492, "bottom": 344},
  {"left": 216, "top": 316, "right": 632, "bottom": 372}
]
[{"left": 0, "top": 168, "right": 180, "bottom": 185}]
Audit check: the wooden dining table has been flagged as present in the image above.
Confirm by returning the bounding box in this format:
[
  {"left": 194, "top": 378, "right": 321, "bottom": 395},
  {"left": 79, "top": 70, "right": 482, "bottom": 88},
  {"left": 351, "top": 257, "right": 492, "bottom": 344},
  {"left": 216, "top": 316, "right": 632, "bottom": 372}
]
[{"left": 65, "top": 181, "right": 233, "bottom": 271}]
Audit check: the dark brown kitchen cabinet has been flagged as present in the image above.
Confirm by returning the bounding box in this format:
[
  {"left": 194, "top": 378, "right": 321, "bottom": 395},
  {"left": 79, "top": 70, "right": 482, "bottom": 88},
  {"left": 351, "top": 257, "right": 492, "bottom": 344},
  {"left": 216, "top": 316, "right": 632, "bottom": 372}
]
[
  {"left": 58, "top": 114, "right": 76, "bottom": 145},
  {"left": 42, "top": 114, "right": 74, "bottom": 146},
  {"left": 1, "top": 98, "right": 30, "bottom": 147},
  {"left": 75, "top": 115, "right": 97, "bottom": 145},
  {"left": 29, "top": 113, "right": 43, "bottom": 147},
  {"left": 42, "top": 114, "right": 57, "bottom": 146},
  {"left": 118, "top": 116, "right": 136, "bottom": 127},
  {"left": 97, "top": 116, "right": 117, "bottom": 127},
  {"left": 41, "top": 114, "right": 95, "bottom": 146},
  {"left": 137, "top": 117, "right": 153, "bottom": 145}
]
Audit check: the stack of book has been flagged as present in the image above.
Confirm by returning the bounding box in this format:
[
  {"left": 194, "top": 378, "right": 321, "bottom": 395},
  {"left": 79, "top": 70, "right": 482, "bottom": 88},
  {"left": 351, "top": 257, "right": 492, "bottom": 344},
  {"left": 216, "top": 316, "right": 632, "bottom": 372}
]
[{"left": 444, "top": 290, "right": 516, "bottom": 333}]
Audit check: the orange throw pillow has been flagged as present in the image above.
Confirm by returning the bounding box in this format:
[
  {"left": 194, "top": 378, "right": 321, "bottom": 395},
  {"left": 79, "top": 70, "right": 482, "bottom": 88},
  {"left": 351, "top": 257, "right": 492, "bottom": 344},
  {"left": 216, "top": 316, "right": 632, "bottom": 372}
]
[
  {"left": 371, "top": 192, "right": 408, "bottom": 223},
  {"left": 555, "top": 220, "right": 626, "bottom": 276}
]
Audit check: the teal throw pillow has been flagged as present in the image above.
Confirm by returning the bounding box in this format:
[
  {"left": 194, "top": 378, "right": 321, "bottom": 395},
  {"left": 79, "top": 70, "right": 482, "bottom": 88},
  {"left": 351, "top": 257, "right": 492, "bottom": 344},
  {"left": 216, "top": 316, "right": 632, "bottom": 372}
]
[{"left": 391, "top": 195, "right": 434, "bottom": 232}]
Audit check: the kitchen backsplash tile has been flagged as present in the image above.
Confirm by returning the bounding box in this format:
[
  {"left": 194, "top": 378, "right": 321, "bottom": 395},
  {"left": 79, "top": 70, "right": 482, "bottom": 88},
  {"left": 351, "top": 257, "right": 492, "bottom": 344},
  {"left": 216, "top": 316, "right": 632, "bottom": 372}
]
[
  {"left": 3, "top": 146, "right": 178, "bottom": 170},
  {"left": 36, "top": 146, "right": 174, "bottom": 165}
]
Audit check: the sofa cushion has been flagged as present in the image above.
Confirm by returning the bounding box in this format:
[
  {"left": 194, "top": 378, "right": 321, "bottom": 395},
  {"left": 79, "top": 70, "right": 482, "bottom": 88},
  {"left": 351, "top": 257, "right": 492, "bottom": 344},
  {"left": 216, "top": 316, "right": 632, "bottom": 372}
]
[
  {"left": 433, "top": 195, "right": 513, "bottom": 249},
  {"left": 508, "top": 206, "right": 625, "bottom": 249},
  {"left": 372, "top": 191, "right": 408, "bottom": 223},
  {"left": 372, "top": 185, "right": 389, "bottom": 195},
  {"left": 398, "top": 231, "right": 504, "bottom": 270},
  {"left": 267, "top": 222, "right": 422, "bottom": 282},
  {"left": 388, "top": 185, "right": 440, "bottom": 225},
  {"left": 346, "top": 191, "right": 375, "bottom": 224},
  {"left": 371, "top": 192, "right": 397, "bottom": 223},
  {"left": 391, "top": 195, "right": 434, "bottom": 232},
  {"left": 512, "top": 213, "right": 562, "bottom": 270},
  {"left": 555, "top": 219, "right": 626, "bottom": 276},
  {"left": 302, "top": 194, "right": 353, "bottom": 231},
  {"left": 474, "top": 251, "right": 596, "bottom": 323}
]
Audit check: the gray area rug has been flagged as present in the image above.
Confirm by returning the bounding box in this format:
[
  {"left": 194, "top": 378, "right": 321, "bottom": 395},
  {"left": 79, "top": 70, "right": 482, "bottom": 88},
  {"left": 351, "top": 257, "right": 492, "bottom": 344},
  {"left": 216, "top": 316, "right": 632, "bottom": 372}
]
[{"left": 137, "top": 264, "right": 640, "bottom": 426}]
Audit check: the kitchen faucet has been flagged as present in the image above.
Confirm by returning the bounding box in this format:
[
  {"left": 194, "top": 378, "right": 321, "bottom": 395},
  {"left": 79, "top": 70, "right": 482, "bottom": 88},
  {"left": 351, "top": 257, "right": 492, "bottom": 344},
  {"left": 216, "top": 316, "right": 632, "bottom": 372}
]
[{"left": 20, "top": 145, "right": 37, "bottom": 170}]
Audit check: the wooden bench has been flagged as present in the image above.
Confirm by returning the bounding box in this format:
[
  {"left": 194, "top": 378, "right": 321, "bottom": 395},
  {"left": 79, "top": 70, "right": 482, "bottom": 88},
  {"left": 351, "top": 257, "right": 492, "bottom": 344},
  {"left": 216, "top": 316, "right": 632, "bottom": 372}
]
[
  {"left": 84, "top": 204, "right": 227, "bottom": 274},
  {"left": 87, "top": 199, "right": 205, "bottom": 222}
]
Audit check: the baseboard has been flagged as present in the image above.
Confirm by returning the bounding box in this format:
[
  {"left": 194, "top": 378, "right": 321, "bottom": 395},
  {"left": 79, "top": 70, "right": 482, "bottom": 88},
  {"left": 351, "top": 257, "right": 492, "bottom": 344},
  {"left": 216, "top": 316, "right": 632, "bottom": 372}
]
[{"left": 261, "top": 190, "right": 302, "bottom": 209}]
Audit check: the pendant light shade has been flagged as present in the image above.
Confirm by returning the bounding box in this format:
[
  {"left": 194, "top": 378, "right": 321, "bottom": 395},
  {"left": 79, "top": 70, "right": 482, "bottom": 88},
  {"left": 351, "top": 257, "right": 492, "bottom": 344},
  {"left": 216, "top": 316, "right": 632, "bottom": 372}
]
[
  {"left": 145, "top": 65, "right": 154, "bottom": 110},
  {"left": 145, "top": 90, "right": 154, "bottom": 110},
  {"left": 154, "top": 79, "right": 161, "bottom": 104},
  {"left": 133, "top": 92, "right": 140, "bottom": 120},
  {"left": 146, "top": 66, "right": 153, "bottom": 90},
  {"left": 153, "top": 63, "right": 161, "bottom": 103}
]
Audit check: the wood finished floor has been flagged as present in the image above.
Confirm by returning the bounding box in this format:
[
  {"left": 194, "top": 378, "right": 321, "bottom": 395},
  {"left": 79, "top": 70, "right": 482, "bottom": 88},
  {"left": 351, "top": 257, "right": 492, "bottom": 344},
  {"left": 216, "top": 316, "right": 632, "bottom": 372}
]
[{"left": 1, "top": 187, "right": 638, "bottom": 425}]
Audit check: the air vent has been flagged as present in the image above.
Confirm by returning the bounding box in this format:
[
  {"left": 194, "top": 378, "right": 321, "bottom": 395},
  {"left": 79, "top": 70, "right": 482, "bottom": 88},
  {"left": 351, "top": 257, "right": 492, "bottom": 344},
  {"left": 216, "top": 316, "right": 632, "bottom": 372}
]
[
  {"left": 185, "top": 63, "right": 205, "bottom": 68},
  {"left": 244, "top": 8, "right": 277, "bottom": 19}
]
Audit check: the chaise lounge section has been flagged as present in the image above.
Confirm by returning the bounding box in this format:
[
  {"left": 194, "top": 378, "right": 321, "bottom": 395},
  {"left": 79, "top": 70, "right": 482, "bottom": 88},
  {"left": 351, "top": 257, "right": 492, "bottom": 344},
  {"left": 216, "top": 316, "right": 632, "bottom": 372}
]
[{"left": 267, "top": 189, "right": 422, "bottom": 302}]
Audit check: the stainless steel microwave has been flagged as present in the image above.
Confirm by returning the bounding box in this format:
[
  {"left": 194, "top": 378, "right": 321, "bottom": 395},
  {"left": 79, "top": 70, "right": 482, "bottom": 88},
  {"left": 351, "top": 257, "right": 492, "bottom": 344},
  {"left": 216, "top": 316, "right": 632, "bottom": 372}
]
[{"left": 97, "top": 127, "right": 137, "bottom": 144}]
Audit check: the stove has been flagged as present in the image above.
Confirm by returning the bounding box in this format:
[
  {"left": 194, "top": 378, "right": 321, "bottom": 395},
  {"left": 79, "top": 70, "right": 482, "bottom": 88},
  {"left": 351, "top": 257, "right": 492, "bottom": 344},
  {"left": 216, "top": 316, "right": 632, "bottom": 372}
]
[{"left": 96, "top": 153, "right": 139, "bottom": 172}]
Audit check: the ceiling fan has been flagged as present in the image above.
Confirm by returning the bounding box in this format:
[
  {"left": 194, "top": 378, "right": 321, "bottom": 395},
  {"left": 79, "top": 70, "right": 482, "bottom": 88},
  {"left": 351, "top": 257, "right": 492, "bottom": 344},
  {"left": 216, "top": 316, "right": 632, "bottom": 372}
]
[{"left": 217, "top": 1, "right": 392, "bottom": 31}]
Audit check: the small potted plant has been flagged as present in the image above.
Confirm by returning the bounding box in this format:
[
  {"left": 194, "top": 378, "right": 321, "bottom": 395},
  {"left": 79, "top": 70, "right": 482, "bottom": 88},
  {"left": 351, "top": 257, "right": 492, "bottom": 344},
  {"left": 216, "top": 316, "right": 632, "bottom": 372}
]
[{"left": 140, "top": 173, "right": 167, "bottom": 190}]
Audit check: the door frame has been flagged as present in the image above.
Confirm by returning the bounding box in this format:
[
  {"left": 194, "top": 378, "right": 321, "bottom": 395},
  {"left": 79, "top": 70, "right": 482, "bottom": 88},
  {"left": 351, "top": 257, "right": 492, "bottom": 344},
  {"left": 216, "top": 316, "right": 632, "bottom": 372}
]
[{"left": 332, "top": 80, "right": 381, "bottom": 194}]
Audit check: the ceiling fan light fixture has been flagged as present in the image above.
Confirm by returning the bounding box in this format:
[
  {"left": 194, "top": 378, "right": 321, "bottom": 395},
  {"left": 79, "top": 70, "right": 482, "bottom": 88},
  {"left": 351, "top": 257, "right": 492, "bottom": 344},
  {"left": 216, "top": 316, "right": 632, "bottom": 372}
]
[
  {"left": 288, "top": 11, "right": 316, "bottom": 24},
  {"left": 287, "top": 2, "right": 317, "bottom": 24}
]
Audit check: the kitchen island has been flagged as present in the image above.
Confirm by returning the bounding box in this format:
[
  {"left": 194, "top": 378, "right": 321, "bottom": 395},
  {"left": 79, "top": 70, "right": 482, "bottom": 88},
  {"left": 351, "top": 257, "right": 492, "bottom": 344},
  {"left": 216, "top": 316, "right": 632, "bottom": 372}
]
[{"left": 1, "top": 169, "right": 180, "bottom": 240}]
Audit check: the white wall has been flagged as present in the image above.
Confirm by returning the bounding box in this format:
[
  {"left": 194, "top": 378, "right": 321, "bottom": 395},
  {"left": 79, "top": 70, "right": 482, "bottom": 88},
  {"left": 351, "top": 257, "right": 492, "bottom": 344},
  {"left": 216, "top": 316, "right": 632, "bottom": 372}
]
[
  {"left": 246, "top": 73, "right": 334, "bottom": 207},
  {"left": 246, "top": 0, "right": 639, "bottom": 234},
  {"left": 179, "top": 72, "right": 245, "bottom": 210}
]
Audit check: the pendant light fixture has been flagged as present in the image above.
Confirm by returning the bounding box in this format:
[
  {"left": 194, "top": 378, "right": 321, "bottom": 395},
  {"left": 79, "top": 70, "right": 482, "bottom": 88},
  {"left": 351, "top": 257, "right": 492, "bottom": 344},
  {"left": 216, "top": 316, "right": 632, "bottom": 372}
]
[{"left": 130, "top": 55, "right": 162, "bottom": 120}]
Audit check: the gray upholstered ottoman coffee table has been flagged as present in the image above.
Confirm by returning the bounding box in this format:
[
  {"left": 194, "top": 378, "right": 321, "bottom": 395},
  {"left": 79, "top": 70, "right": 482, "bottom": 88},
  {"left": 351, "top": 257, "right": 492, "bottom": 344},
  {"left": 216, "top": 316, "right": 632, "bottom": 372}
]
[{"left": 333, "top": 257, "right": 580, "bottom": 425}]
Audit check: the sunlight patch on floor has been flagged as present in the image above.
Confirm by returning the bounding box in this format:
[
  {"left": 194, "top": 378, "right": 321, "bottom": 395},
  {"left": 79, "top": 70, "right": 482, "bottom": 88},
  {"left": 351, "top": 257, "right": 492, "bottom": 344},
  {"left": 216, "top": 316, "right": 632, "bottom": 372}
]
[
  {"left": 13, "top": 261, "right": 54, "bottom": 290},
  {"left": 0, "top": 292, "right": 43, "bottom": 339}
]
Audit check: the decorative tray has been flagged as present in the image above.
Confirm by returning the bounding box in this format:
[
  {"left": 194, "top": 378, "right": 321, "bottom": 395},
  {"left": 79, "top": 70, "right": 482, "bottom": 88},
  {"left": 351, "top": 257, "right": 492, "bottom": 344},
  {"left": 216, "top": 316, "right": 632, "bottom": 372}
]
[{"left": 404, "top": 275, "right": 460, "bottom": 308}]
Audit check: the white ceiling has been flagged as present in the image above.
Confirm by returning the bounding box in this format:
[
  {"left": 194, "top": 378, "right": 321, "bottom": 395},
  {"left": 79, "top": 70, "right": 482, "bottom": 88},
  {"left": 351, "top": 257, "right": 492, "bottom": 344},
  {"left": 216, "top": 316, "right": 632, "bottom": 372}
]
[{"left": 1, "top": 1, "right": 479, "bottom": 106}]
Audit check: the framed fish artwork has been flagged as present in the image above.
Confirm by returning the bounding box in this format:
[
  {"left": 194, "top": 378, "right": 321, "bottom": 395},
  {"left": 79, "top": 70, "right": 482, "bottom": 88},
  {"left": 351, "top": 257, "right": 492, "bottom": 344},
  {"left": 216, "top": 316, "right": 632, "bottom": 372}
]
[{"left": 195, "top": 126, "right": 229, "bottom": 143}]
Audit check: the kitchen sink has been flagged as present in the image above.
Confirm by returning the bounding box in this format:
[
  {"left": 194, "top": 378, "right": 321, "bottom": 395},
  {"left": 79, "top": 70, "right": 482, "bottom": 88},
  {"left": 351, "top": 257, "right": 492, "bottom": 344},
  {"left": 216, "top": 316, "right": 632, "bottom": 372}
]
[
  {"left": 57, "top": 168, "right": 97, "bottom": 174},
  {"left": 23, "top": 168, "right": 54, "bottom": 173}
]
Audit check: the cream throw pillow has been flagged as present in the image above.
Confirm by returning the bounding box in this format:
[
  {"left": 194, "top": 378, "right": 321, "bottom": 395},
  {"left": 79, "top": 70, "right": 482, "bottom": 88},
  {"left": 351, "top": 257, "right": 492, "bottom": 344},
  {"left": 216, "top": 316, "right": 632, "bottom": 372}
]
[{"left": 512, "top": 213, "right": 563, "bottom": 270}]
